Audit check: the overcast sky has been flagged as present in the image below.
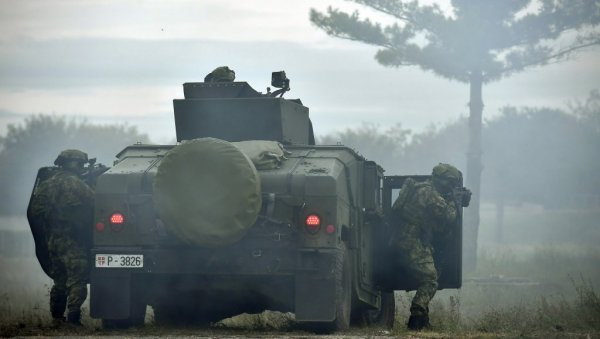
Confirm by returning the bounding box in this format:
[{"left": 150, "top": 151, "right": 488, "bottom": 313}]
[{"left": 1, "top": 0, "right": 599, "bottom": 143}]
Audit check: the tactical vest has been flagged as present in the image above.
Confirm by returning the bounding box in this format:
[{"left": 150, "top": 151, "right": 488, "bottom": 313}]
[
  {"left": 392, "top": 179, "right": 436, "bottom": 245},
  {"left": 393, "top": 178, "right": 430, "bottom": 224}
]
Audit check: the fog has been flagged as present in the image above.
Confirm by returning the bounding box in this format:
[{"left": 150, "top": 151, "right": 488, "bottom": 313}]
[{"left": 1, "top": 0, "right": 599, "bottom": 334}]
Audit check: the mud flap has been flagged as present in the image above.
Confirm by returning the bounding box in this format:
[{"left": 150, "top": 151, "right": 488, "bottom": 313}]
[
  {"left": 294, "top": 250, "right": 339, "bottom": 322},
  {"left": 90, "top": 270, "right": 132, "bottom": 319},
  {"left": 294, "top": 274, "right": 336, "bottom": 322}
]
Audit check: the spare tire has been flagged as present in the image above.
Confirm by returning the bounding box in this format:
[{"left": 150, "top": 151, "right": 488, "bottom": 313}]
[{"left": 153, "top": 138, "right": 262, "bottom": 247}]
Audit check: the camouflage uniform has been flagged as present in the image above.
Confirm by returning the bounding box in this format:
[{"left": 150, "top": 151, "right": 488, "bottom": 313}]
[
  {"left": 29, "top": 150, "right": 94, "bottom": 325},
  {"left": 391, "top": 163, "right": 462, "bottom": 330}
]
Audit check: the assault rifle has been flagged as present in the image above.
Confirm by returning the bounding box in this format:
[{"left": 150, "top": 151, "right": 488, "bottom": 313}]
[
  {"left": 450, "top": 186, "right": 472, "bottom": 208},
  {"left": 83, "top": 158, "right": 109, "bottom": 188}
]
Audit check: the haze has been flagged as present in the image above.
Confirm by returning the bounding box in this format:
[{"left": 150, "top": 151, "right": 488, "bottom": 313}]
[
  {"left": 1, "top": 1, "right": 600, "bottom": 334},
  {"left": 0, "top": 0, "right": 598, "bottom": 143}
]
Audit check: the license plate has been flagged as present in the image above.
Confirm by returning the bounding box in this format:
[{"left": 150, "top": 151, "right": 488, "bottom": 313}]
[{"left": 95, "top": 254, "right": 143, "bottom": 268}]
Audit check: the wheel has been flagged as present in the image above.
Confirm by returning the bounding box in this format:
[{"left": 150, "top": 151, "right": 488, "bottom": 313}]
[
  {"left": 306, "top": 242, "right": 352, "bottom": 333},
  {"left": 355, "top": 291, "right": 395, "bottom": 329}
]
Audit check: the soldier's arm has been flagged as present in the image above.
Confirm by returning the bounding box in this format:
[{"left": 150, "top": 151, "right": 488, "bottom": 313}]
[
  {"left": 59, "top": 176, "right": 94, "bottom": 206},
  {"left": 62, "top": 178, "right": 95, "bottom": 246},
  {"left": 426, "top": 189, "right": 457, "bottom": 227}
]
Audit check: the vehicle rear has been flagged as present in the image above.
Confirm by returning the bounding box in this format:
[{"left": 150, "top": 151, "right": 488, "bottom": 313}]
[
  {"left": 88, "top": 73, "right": 463, "bottom": 332},
  {"left": 90, "top": 141, "right": 363, "bottom": 330}
]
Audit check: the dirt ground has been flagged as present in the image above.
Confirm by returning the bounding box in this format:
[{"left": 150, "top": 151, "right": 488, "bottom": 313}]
[
  {"left": 1, "top": 310, "right": 597, "bottom": 339},
  {"left": 2, "top": 212, "right": 600, "bottom": 338}
]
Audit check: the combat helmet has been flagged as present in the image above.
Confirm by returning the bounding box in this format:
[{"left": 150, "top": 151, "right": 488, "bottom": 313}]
[
  {"left": 204, "top": 66, "right": 236, "bottom": 82},
  {"left": 54, "top": 149, "right": 88, "bottom": 166},
  {"left": 431, "top": 163, "right": 462, "bottom": 193}
]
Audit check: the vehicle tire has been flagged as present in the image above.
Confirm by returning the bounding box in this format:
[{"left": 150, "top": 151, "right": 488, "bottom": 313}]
[
  {"left": 306, "top": 242, "right": 352, "bottom": 333},
  {"left": 355, "top": 291, "right": 395, "bottom": 329}
]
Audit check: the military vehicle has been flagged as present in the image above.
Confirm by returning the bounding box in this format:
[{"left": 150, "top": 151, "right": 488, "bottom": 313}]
[{"left": 87, "top": 71, "right": 464, "bottom": 332}]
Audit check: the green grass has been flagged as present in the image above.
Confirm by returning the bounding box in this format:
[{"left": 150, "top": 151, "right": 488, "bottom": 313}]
[{"left": 388, "top": 204, "right": 600, "bottom": 337}]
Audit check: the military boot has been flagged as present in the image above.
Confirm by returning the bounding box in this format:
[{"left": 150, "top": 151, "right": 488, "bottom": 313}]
[
  {"left": 407, "top": 314, "right": 430, "bottom": 330},
  {"left": 50, "top": 316, "right": 66, "bottom": 328},
  {"left": 66, "top": 310, "right": 82, "bottom": 326}
]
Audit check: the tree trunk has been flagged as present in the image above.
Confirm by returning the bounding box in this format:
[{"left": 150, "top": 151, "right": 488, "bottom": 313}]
[
  {"left": 495, "top": 198, "right": 504, "bottom": 244},
  {"left": 464, "top": 70, "right": 483, "bottom": 272}
]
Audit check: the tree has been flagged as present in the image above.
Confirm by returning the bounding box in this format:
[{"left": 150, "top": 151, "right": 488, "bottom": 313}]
[
  {"left": 400, "top": 118, "right": 468, "bottom": 174},
  {"left": 570, "top": 89, "right": 600, "bottom": 134},
  {"left": 0, "top": 114, "right": 149, "bottom": 215},
  {"left": 318, "top": 122, "right": 410, "bottom": 172},
  {"left": 482, "top": 105, "right": 600, "bottom": 242},
  {"left": 310, "top": 0, "right": 600, "bottom": 269},
  {"left": 483, "top": 106, "right": 600, "bottom": 206},
  {"left": 317, "top": 100, "right": 600, "bottom": 246}
]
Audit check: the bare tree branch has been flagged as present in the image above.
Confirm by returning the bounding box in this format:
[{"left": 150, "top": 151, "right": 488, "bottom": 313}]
[{"left": 501, "top": 38, "right": 600, "bottom": 75}]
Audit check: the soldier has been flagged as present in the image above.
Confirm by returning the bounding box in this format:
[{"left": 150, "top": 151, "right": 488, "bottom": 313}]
[
  {"left": 391, "top": 163, "right": 470, "bottom": 330},
  {"left": 204, "top": 66, "right": 236, "bottom": 82},
  {"left": 29, "top": 149, "right": 95, "bottom": 327}
]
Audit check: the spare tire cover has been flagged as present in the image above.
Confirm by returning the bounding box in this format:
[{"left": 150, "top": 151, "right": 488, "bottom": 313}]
[{"left": 154, "top": 138, "right": 262, "bottom": 247}]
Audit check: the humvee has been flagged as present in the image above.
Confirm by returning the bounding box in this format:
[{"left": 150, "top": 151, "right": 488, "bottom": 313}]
[{"left": 86, "top": 71, "right": 463, "bottom": 332}]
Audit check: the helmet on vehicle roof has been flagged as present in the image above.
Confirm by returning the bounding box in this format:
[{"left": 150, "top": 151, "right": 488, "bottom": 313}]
[{"left": 204, "top": 66, "right": 236, "bottom": 82}]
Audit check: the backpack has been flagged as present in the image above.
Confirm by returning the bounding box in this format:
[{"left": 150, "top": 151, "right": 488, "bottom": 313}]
[{"left": 392, "top": 177, "right": 417, "bottom": 221}]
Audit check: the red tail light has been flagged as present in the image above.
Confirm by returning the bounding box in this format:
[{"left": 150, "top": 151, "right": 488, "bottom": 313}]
[
  {"left": 305, "top": 214, "right": 321, "bottom": 233},
  {"left": 325, "top": 224, "right": 336, "bottom": 234},
  {"left": 109, "top": 212, "right": 125, "bottom": 232},
  {"left": 110, "top": 212, "right": 125, "bottom": 224},
  {"left": 95, "top": 222, "right": 105, "bottom": 232}
]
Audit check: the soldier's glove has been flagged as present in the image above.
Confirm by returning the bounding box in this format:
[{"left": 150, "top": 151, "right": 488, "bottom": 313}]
[{"left": 461, "top": 188, "right": 472, "bottom": 207}]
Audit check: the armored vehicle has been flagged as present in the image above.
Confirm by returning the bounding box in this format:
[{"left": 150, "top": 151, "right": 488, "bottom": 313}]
[{"left": 88, "top": 71, "right": 463, "bottom": 331}]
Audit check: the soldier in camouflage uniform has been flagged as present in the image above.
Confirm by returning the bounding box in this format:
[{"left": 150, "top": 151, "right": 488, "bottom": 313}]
[
  {"left": 204, "top": 66, "right": 236, "bottom": 82},
  {"left": 391, "top": 163, "right": 470, "bottom": 330},
  {"left": 29, "top": 150, "right": 95, "bottom": 326}
]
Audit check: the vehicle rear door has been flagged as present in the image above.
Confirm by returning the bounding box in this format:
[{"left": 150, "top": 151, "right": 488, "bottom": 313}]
[{"left": 374, "top": 175, "right": 463, "bottom": 291}]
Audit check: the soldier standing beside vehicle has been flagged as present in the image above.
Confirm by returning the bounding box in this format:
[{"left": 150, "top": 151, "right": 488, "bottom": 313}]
[
  {"left": 29, "top": 150, "right": 95, "bottom": 327},
  {"left": 391, "top": 163, "right": 470, "bottom": 330}
]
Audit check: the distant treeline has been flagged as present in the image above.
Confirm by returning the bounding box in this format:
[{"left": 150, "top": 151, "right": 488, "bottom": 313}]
[
  {"left": 0, "top": 91, "right": 598, "bottom": 216},
  {"left": 0, "top": 115, "right": 148, "bottom": 215},
  {"left": 319, "top": 90, "right": 600, "bottom": 209}
]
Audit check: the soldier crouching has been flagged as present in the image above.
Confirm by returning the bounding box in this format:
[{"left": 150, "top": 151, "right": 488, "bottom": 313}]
[
  {"left": 391, "top": 163, "right": 470, "bottom": 330},
  {"left": 29, "top": 149, "right": 95, "bottom": 327}
]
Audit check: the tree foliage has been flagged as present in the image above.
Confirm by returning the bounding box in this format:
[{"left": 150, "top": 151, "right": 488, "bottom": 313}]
[
  {"left": 312, "top": 0, "right": 600, "bottom": 265},
  {"left": 570, "top": 89, "right": 600, "bottom": 134},
  {"left": 400, "top": 118, "right": 468, "bottom": 174},
  {"left": 318, "top": 90, "right": 600, "bottom": 208},
  {"left": 0, "top": 114, "right": 149, "bottom": 215},
  {"left": 483, "top": 104, "right": 600, "bottom": 208},
  {"left": 311, "top": 0, "right": 600, "bottom": 82},
  {"left": 318, "top": 122, "right": 410, "bottom": 172}
]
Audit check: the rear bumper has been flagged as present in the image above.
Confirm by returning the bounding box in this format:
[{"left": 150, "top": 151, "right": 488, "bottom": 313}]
[{"left": 90, "top": 246, "right": 341, "bottom": 322}]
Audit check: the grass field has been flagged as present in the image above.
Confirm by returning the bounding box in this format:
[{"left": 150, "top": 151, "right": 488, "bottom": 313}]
[{"left": 1, "top": 204, "right": 599, "bottom": 337}]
